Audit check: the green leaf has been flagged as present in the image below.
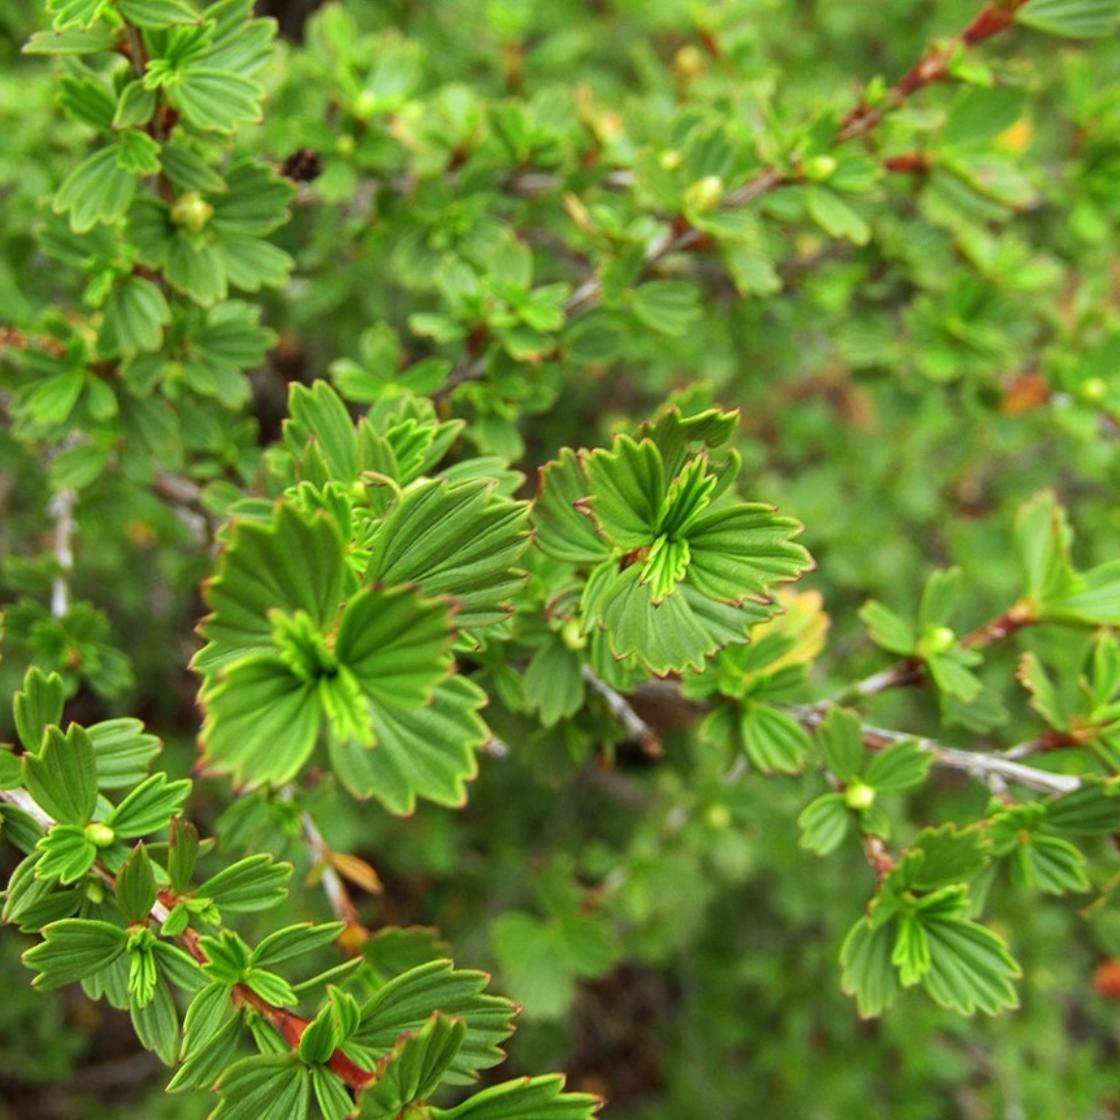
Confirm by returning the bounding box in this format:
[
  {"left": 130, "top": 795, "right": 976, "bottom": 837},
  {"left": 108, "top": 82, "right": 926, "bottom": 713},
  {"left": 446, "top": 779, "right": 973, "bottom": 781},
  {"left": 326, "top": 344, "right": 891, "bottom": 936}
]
[
  {"left": 202, "top": 654, "right": 323, "bottom": 786},
  {"left": 14, "top": 667, "right": 65, "bottom": 752},
  {"left": 1016, "top": 0, "right": 1120, "bottom": 37},
  {"left": 1012, "top": 832, "right": 1089, "bottom": 894},
  {"left": 312, "top": 1068, "right": 354, "bottom": 1120},
  {"left": 36, "top": 823, "right": 97, "bottom": 884},
  {"left": 524, "top": 639, "right": 585, "bottom": 727},
  {"left": 329, "top": 676, "right": 488, "bottom": 815},
  {"left": 352, "top": 959, "right": 517, "bottom": 1085},
  {"left": 739, "top": 702, "right": 810, "bottom": 774},
  {"left": 196, "top": 503, "right": 349, "bottom": 674},
  {"left": 24, "top": 724, "right": 98, "bottom": 825},
  {"left": 815, "top": 706, "right": 865, "bottom": 782},
  {"left": 858, "top": 600, "right": 916, "bottom": 655},
  {"left": 335, "top": 586, "right": 454, "bottom": 710},
  {"left": 798, "top": 792, "right": 850, "bottom": 855},
  {"left": 113, "top": 81, "right": 157, "bottom": 128},
  {"left": 23, "top": 919, "right": 127, "bottom": 989},
  {"left": 582, "top": 436, "right": 664, "bottom": 548},
  {"left": 168, "top": 1014, "right": 241, "bottom": 1092},
  {"left": 917, "top": 567, "right": 962, "bottom": 631},
  {"left": 367, "top": 479, "right": 530, "bottom": 630},
  {"left": 684, "top": 502, "right": 810, "bottom": 605},
  {"left": 434, "top": 1075, "right": 602, "bottom": 1119},
  {"left": 100, "top": 276, "right": 171, "bottom": 357},
  {"left": 631, "top": 280, "right": 701, "bottom": 336},
  {"left": 839, "top": 916, "right": 900, "bottom": 1018},
  {"left": 54, "top": 146, "right": 136, "bottom": 232},
  {"left": 196, "top": 854, "right": 292, "bottom": 913},
  {"left": 117, "top": 0, "right": 201, "bottom": 28},
  {"left": 132, "top": 974, "right": 180, "bottom": 1064},
  {"left": 358, "top": 1013, "right": 466, "bottom": 1118},
  {"left": 905, "top": 825, "right": 992, "bottom": 891},
  {"left": 88, "top": 718, "right": 161, "bottom": 789},
  {"left": 213, "top": 1054, "right": 310, "bottom": 1120},
  {"left": 864, "top": 740, "right": 932, "bottom": 793},
  {"left": 251, "top": 922, "right": 346, "bottom": 969},
  {"left": 892, "top": 911, "right": 932, "bottom": 987},
  {"left": 806, "top": 185, "right": 870, "bottom": 245},
  {"left": 23, "top": 26, "right": 117, "bottom": 54},
  {"left": 1046, "top": 779, "right": 1120, "bottom": 834},
  {"left": 533, "top": 448, "right": 612, "bottom": 565},
  {"left": 285, "top": 380, "right": 358, "bottom": 482},
  {"left": 917, "top": 892, "right": 1021, "bottom": 1016},
  {"left": 105, "top": 772, "right": 192, "bottom": 837},
  {"left": 169, "top": 66, "right": 265, "bottom": 134},
  {"left": 116, "top": 844, "right": 157, "bottom": 922},
  {"left": 1014, "top": 491, "right": 1076, "bottom": 611},
  {"left": 160, "top": 143, "right": 227, "bottom": 193}
]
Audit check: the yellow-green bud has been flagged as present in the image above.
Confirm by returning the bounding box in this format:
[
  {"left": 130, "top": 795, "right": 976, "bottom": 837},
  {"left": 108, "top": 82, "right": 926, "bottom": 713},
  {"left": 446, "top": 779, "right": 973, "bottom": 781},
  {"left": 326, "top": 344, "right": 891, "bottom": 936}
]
[
  {"left": 337, "top": 134, "right": 356, "bottom": 157},
  {"left": 684, "top": 174, "right": 724, "bottom": 213},
  {"left": 171, "top": 191, "right": 214, "bottom": 233},
  {"left": 844, "top": 782, "right": 876, "bottom": 811},
  {"left": 1079, "top": 377, "right": 1108, "bottom": 404},
  {"left": 354, "top": 90, "right": 378, "bottom": 119},
  {"left": 659, "top": 149, "right": 682, "bottom": 171},
  {"left": 923, "top": 625, "right": 956, "bottom": 655},
  {"left": 560, "top": 617, "right": 587, "bottom": 651},
  {"left": 84, "top": 822, "right": 116, "bottom": 848},
  {"left": 705, "top": 803, "right": 732, "bottom": 830},
  {"left": 804, "top": 154, "right": 837, "bottom": 181}
]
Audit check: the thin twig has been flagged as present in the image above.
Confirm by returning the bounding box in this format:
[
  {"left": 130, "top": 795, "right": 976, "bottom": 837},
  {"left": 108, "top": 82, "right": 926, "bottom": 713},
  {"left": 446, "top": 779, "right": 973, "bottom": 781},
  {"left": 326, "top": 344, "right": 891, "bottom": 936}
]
[
  {"left": 48, "top": 489, "right": 75, "bottom": 619},
  {"left": 300, "top": 808, "right": 364, "bottom": 933},
  {"left": 788, "top": 707, "right": 1081, "bottom": 796},
  {"left": 582, "top": 665, "right": 662, "bottom": 755}
]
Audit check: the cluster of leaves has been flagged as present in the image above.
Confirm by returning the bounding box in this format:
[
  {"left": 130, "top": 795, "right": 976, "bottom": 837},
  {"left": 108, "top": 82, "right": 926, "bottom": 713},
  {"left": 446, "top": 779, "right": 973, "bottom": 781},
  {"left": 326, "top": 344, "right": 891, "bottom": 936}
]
[{"left": 5, "top": 0, "right": 1120, "bottom": 1115}]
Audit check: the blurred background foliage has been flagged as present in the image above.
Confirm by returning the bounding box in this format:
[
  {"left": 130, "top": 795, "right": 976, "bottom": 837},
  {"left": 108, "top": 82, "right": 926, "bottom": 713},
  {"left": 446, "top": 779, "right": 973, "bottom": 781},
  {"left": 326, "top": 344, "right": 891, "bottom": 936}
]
[{"left": 3, "top": 0, "right": 1120, "bottom": 1116}]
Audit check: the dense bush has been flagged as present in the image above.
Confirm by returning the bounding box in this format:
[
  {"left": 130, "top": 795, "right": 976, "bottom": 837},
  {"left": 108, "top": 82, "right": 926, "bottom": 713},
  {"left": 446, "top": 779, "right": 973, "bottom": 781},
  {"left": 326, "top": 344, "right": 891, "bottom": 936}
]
[{"left": 3, "top": 0, "right": 1120, "bottom": 1115}]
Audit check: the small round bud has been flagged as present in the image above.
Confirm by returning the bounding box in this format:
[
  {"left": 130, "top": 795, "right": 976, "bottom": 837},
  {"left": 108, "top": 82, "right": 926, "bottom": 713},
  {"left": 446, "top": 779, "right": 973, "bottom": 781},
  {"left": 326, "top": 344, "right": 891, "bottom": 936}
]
[
  {"left": 85, "top": 881, "right": 105, "bottom": 904},
  {"left": 673, "top": 45, "right": 705, "bottom": 82},
  {"left": 923, "top": 625, "right": 956, "bottom": 655},
  {"left": 354, "top": 90, "right": 378, "bottom": 119},
  {"left": 337, "top": 134, "right": 356, "bottom": 157},
  {"left": 705, "top": 803, "right": 732, "bottom": 830},
  {"left": 84, "top": 822, "right": 116, "bottom": 848},
  {"left": 803, "top": 155, "right": 837, "bottom": 181},
  {"left": 844, "top": 782, "right": 876, "bottom": 811},
  {"left": 659, "top": 149, "right": 683, "bottom": 171},
  {"left": 170, "top": 191, "right": 214, "bottom": 233},
  {"left": 560, "top": 617, "right": 587, "bottom": 651},
  {"left": 684, "top": 174, "right": 724, "bottom": 213},
  {"left": 1079, "top": 377, "right": 1108, "bottom": 404}
]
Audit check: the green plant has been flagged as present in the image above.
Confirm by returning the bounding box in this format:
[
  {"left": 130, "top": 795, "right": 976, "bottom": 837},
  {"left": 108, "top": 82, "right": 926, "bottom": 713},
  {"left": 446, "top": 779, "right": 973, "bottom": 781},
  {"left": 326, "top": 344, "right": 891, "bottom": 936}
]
[{"left": 4, "top": 0, "right": 1120, "bottom": 1115}]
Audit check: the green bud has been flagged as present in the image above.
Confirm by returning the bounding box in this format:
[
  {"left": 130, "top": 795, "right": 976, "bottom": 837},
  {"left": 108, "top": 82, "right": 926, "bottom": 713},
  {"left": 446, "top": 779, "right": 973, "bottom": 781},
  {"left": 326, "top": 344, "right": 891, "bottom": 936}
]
[
  {"left": 171, "top": 191, "right": 214, "bottom": 233},
  {"left": 804, "top": 154, "right": 837, "bottom": 181},
  {"left": 706, "top": 803, "right": 732, "bottom": 830},
  {"left": 922, "top": 625, "right": 956, "bottom": 655},
  {"left": 354, "top": 89, "right": 378, "bottom": 119},
  {"left": 560, "top": 617, "right": 587, "bottom": 651},
  {"left": 844, "top": 782, "right": 876, "bottom": 811},
  {"left": 84, "top": 821, "right": 116, "bottom": 848},
  {"left": 1079, "top": 377, "right": 1108, "bottom": 404},
  {"left": 85, "top": 880, "right": 105, "bottom": 904},
  {"left": 659, "top": 149, "right": 683, "bottom": 171},
  {"left": 684, "top": 174, "right": 725, "bottom": 213},
  {"left": 337, "top": 134, "right": 356, "bottom": 156}
]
